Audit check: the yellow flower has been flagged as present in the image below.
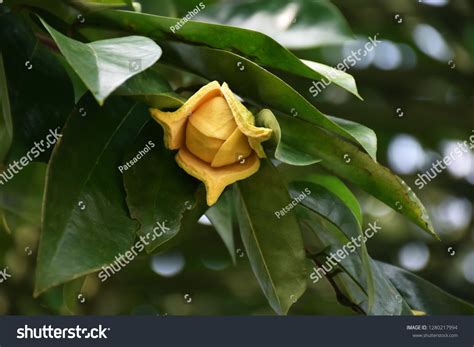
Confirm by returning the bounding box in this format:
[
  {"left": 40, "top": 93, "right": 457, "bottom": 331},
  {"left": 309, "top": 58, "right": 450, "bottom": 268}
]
[{"left": 150, "top": 81, "right": 272, "bottom": 206}]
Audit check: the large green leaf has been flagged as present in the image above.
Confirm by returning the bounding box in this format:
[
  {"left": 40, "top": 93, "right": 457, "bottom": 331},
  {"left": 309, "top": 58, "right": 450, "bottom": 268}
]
[
  {"left": 278, "top": 115, "right": 436, "bottom": 238},
  {"left": 39, "top": 18, "right": 162, "bottom": 104},
  {"left": 0, "top": 52, "right": 13, "bottom": 163},
  {"left": 35, "top": 96, "right": 147, "bottom": 296},
  {"left": 195, "top": 0, "right": 353, "bottom": 49},
  {"left": 235, "top": 159, "right": 306, "bottom": 315},
  {"left": 0, "top": 13, "right": 74, "bottom": 163},
  {"left": 296, "top": 206, "right": 412, "bottom": 315},
  {"left": 122, "top": 121, "right": 200, "bottom": 253},
  {"left": 206, "top": 190, "right": 236, "bottom": 264},
  {"left": 290, "top": 181, "right": 375, "bottom": 313},
  {"left": 82, "top": 9, "right": 360, "bottom": 98},
  {"left": 379, "top": 262, "right": 474, "bottom": 315}
]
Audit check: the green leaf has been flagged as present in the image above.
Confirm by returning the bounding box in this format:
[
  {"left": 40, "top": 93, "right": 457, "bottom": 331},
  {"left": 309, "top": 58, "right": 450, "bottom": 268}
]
[
  {"left": 0, "top": 163, "right": 46, "bottom": 227},
  {"left": 296, "top": 206, "right": 412, "bottom": 315},
  {"left": 35, "top": 96, "right": 148, "bottom": 296},
  {"left": 290, "top": 181, "right": 375, "bottom": 313},
  {"left": 0, "top": 13, "right": 74, "bottom": 163},
  {"left": 302, "top": 60, "right": 361, "bottom": 99},
  {"left": 328, "top": 115, "right": 377, "bottom": 161},
  {"left": 300, "top": 173, "right": 363, "bottom": 225},
  {"left": 114, "top": 68, "right": 184, "bottom": 109},
  {"left": 122, "top": 121, "right": 200, "bottom": 253},
  {"left": 83, "top": 9, "right": 361, "bottom": 98},
  {"left": 277, "top": 115, "right": 436, "bottom": 238},
  {"left": 235, "top": 159, "right": 306, "bottom": 315},
  {"left": 158, "top": 42, "right": 373, "bottom": 158},
  {"left": 206, "top": 190, "right": 236, "bottom": 264},
  {"left": 195, "top": 0, "right": 353, "bottom": 49},
  {"left": 0, "top": 52, "right": 13, "bottom": 163},
  {"left": 63, "top": 277, "right": 86, "bottom": 315},
  {"left": 39, "top": 17, "right": 162, "bottom": 104},
  {"left": 255, "top": 109, "right": 321, "bottom": 166},
  {"left": 378, "top": 261, "right": 474, "bottom": 315}
]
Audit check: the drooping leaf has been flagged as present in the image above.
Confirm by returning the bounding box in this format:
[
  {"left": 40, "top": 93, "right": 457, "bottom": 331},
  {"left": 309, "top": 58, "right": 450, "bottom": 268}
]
[
  {"left": 302, "top": 59, "right": 360, "bottom": 99},
  {"left": 378, "top": 261, "right": 474, "bottom": 315},
  {"left": 255, "top": 109, "right": 321, "bottom": 166},
  {"left": 290, "top": 181, "right": 375, "bottom": 312},
  {"left": 35, "top": 96, "right": 148, "bottom": 296},
  {"left": 82, "top": 9, "right": 360, "bottom": 98},
  {"left": 196, "top": 0, "right": 354, "bottom": 50},
  {"left": 206, "top": 189, "right": 236, "bottom": 264},
  {"left": 277, "top": 115, "right": 436, "bottom": 238},
  {"left": 235, "top": 159, "right": 306, "bottom": 315},
  {"left": 296, "top": 206, "right": 412, "bottom": 315},
  {"left": 39, "top": 17, "right": 162, "bottom": 104},
  {"left": 122, "top": 121, "right": 200, "bottom": 253}
]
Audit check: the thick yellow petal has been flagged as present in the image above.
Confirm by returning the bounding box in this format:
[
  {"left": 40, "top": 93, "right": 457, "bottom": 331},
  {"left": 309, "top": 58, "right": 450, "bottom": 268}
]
[
  {"left": 186, "top": 122, "right": 224, "bottom": 163},
  {"left": 211, "top": 127, "right": 252, "bottom": 167},
  {"left": 220, "top": 83, "right": 272, "bottom": 158},
  {"left": 411, "top": 310, "right": 426, "bottom": 316},
  {"left": 189, "top": 96, "right": 237, "bottom": 140},
  {"left": 150, "top": 81, "right": 222, "bottom": 149},
  {"left": 176, "top": 148, "right": 260, "bottom": 205}
]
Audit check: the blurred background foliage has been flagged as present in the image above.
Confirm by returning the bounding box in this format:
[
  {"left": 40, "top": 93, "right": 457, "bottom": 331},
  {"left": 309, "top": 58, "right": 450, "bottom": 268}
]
[{"left": 0, "top": 0, "right": 473, "bottom": 315}]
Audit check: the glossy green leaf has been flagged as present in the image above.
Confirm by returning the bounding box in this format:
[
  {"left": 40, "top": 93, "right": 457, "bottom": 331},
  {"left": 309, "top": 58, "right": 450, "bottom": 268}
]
[
  {"left": 122, "top": 121, "right": 200, "bottom": 253},
  {"left": 40, "top": 18, "right": 162, "bottom": 104},
  {"left": 301, "top": 173, "right": 363, "bottom": 225},
  {"left": 206, "top": 190, "right": 236, "bottom": 264},
  {"left": 278, "top": 115, "right": 436, "bottom": 238},
  {"left": 235, "top": 159, "right": 306, "bottom": 315},
  {"left": 114, "top": 68, "right": 184, "bottom": 109},
  {"left": 0, "top": 52, "right": 13, "bottom": 163},
  {"left": 196, "top": 0, "right": 353, "bottom": 49},
  {"left": 378, "top": 261, "right": 474, "bottom": 315},
  {"left": 255, "top": 109, "right": 321, "bottom": 166},
  {"left": 290, "top": 181, "right": 375, "bottom": 312},
  {"left": 158, "top": 42, "right": 374, "bottom": 158},
  {"left": 328, "top": 115, "right": 377, "bottom": 161},
  {"left": 302, "top": 60, "right": 360, "bottom": 99},
  {"left": 83, "top": 9, "right": 360, "bottom": 98},
  {"left": 35, "top": 96, "right": 148, "bottom": 296},
  {"left": 296, "top": 206, "right": 412, "bottom": 315}
]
